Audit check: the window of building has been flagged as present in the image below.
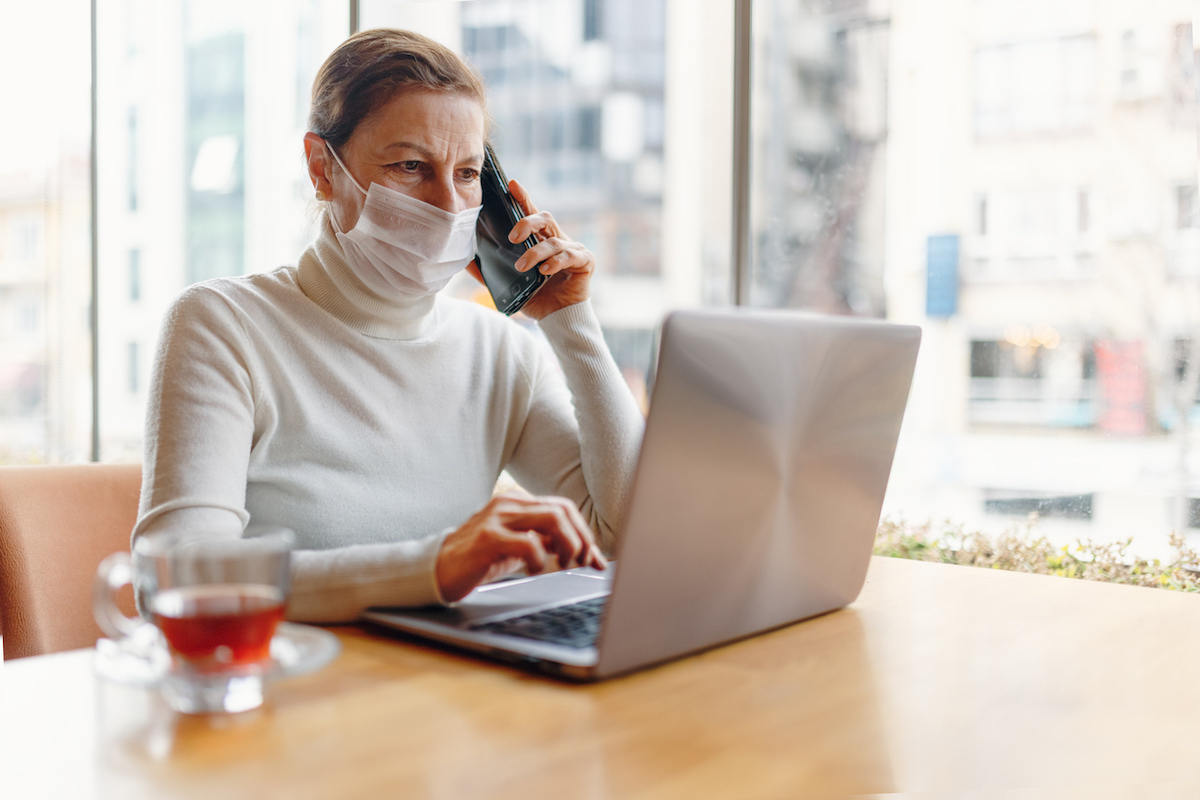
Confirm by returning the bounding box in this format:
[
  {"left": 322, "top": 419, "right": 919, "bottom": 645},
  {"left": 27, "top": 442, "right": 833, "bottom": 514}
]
[
  {"left": 583, "top": 0, "right": 602, "bottom": 42},
  {"left": 968, "top": 188, "right": 1097, "bottom": 281},
  {"left": 1177, "top": 184, "right": 1199, "bottom": 229},
  {"left": 974, "top": 36, "right": 1096, "bottom": 136},
  {"left": 127, "top": 106, "right": 138, "bottom": 212},
  {"left": 1168, "top": 22, "right": 1196, "bottom": 124},
  {"left": 129, "top": 248, "right": 141, "bottom": 302},
  {"left": 985, "top": 491, "right": 1094, "bottom": 522},
  {"left": 9, "top": 214, "right": 44, "bottom": 264},
  {"left": 128, "top": 341, "right": 139, "bottom": 395},
  {"left": 18, "top": 299, "right": 40, "bottom": 335},
  {"left": 1188, "top": 498, "right": 1200, "bottom": 530}
]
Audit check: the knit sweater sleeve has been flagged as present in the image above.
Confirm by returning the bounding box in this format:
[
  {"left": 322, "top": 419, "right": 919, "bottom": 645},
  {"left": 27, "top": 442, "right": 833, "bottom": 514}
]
[
  {"left": 135, "top": 286, "right": 447, "bottom": 623},
  {"left": 506, "top": 300, "right": 646, "bottom": 552}
]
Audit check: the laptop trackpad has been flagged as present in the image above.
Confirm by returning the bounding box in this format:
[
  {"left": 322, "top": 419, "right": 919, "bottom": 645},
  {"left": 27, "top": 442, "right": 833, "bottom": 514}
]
[{"left": 451, "top": 567, "right": 612, "bottom": 627}]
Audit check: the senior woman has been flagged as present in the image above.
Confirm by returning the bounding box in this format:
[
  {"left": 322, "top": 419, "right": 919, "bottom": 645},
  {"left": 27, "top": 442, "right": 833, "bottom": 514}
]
[{"left": 133, "top": 29, "right": 644, "bottom": 622}]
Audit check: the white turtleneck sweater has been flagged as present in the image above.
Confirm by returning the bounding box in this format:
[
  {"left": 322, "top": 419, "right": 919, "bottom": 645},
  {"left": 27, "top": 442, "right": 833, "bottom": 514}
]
[{"left": 135, "top": 213, "right": 645, "bottom": 622}]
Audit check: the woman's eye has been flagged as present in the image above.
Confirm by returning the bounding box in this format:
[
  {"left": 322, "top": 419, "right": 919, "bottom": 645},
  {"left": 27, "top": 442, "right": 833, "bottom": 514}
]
[
  {"left": 458, "top": 169, "right": 480, "bottom": 182},
  {"left": 390, "top": 161, "right": 422, "bottom": 173}
]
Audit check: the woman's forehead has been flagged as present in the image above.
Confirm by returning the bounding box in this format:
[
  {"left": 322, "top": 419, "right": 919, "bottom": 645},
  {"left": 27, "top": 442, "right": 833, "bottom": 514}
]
[{"left": 355, "top": 90, "right": 485, "bottom": 157}]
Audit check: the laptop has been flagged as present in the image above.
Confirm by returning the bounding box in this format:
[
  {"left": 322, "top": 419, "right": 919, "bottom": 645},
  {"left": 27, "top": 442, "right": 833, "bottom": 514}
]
[{"left": 363, "top": 308, "right": 921, "bottom": 680}]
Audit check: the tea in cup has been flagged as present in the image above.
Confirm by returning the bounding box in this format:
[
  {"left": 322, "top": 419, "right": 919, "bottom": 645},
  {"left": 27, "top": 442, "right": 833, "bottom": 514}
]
[{"left": 94, "top": 528, "right": 292, "bottom": 713}]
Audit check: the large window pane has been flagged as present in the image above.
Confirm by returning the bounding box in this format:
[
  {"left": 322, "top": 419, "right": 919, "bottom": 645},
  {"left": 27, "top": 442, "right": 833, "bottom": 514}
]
[
  {"left": 95, "top": 0, "right": 349, "bottom": 460},
  {"left": 751, "top": 0, "right": 1200, "bottom": 558},
  {"left": 362, "top": 0, "right": 734, "bottom": 409},
  {"left": 0, "top": 1, "right": 93, "bottom": 464}
]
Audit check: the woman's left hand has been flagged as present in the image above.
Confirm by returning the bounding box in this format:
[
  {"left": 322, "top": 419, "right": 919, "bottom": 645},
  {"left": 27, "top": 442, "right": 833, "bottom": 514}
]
[{"left": 502, "top": 180, "right": 595, "bottom": 320}]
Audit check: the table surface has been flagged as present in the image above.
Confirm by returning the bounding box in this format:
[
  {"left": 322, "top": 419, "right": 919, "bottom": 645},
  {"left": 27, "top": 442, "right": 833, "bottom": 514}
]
[{"left": 3, "top": 555, "right": 1199, "bottom": 799}]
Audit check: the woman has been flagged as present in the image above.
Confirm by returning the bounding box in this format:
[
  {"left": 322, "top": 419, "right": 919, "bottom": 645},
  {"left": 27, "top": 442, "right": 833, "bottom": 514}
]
[{"left": 134, "top": 29, "right": 645, "bottom": 622}]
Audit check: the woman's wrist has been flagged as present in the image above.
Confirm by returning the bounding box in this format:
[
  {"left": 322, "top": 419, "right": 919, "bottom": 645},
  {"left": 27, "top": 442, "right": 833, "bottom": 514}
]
[{"left": 533, "top": 298, "right": 599, "bottom": 345}]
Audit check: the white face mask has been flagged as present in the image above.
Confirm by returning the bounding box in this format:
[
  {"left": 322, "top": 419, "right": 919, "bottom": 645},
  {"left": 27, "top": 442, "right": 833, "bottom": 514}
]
[{"left": 325, "top": 145, "right": 481, "bottom": 299}]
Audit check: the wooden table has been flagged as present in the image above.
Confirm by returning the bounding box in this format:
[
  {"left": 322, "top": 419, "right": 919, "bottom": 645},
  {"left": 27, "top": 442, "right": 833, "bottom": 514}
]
[{"left": 3, "top": 556, "right": 1199, "bottom": 799}]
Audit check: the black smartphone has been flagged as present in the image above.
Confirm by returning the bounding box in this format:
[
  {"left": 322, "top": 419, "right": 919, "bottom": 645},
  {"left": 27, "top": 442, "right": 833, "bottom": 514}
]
[{"left": 475, "top": 144, "right": 547, "bottom": 315}]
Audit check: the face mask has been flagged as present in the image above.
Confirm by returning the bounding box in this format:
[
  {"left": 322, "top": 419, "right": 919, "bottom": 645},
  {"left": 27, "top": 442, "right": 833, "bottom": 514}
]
[{"left": 325, "top": 144, "right": 481, "bottom": 299}]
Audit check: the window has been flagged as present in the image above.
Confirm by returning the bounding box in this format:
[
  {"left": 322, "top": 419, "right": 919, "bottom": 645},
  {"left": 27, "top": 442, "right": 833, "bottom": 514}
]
[
  {"left": 363, "top": 0, "right": 729, "bottom": 399},
  {"left": 985, "top": 491, "right": 1094, "bottom": 522},
  {"left": 10, "top": 214, "right": 43, "bottom": 263},
  {"left": 583, "top": 0, "right": 602, "bottom": 42},
  {"left": 974, "top": 37, "right": 1096, "bottom": 136},
  {"left": 18, "top": 299, "right": 40, "bottom": 335},
  {"left": 127, "top": 106, "right": 138, "bottom": 212},
  {"left": 128, "top": 341, "right": 139, "bottom": 394},
  {"left": 4, "top": 0, "right": 1196, "bottom": 569},
  {"left": 753, "top": 0, "right": 1198, "bottom": 553},
  {"left": 1188, "top": 498, "right": 1200, "bottom": 530},
  {"left": 1178, "top": 184, "right": 1199, "bottom": 229},
  {"left": 967, "top": 334, "right": 1098, "bottom": 428},
  {"left": 129, "top": 248, "right": 141, "bottom": 302},
  {"left": 0, "top": 0, "right": 90, "bottom": 463},
  {"left": 968, "top": 188, "right": 1096, "bottom": 281},
  {"left": 1168, "top": 23, "right": 1196, "bottom": 125},
  {"left": 95, "top": 0, "right": 349, "bottom": 459}
]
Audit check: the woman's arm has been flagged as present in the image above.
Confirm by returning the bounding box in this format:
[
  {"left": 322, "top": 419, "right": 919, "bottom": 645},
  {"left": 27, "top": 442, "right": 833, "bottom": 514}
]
[
  {"left": 136, "top": 285, "right": 452, "bottom": 623},
  {"left": 476, "top": 180, "right": 645, "bottom": 552},
  {"left": 503, "top": 301, "right": 645, "bottom": 552}
]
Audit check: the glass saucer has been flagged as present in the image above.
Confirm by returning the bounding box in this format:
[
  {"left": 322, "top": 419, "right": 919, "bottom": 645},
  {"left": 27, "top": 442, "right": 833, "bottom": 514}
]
[{"left": 94, "top": 622, "right": 341, "bottom": 688}]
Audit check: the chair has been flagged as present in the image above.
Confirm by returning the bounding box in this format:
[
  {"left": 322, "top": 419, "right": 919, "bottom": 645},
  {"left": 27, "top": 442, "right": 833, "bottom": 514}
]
[{"left": 0, "top": 464, "right": 141, "bottom": 659}]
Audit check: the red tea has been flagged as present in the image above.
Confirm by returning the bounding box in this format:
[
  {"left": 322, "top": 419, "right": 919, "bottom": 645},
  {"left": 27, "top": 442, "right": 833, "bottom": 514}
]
[{"left": 153, "top": 584, "right": 285, "bottom": 668}]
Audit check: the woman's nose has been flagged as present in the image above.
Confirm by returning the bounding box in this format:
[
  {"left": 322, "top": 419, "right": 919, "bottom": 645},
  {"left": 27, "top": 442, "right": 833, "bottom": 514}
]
[{"left": 423, "top": 175, "right": 463, "bottom": 214}]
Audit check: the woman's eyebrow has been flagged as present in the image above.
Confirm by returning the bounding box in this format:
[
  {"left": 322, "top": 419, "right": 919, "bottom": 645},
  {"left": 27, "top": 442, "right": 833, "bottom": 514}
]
[
  {"left": 381, "top": 142, "right": 483, "bottom": 165},
  {"left": 381, "top": 141, "right": 432, "bottom": 157}
]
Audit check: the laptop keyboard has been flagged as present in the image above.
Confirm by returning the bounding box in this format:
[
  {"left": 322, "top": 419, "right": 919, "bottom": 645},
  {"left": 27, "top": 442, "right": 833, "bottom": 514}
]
[{"left": 472, "top": 595, "right": 608, "bottom": 649}]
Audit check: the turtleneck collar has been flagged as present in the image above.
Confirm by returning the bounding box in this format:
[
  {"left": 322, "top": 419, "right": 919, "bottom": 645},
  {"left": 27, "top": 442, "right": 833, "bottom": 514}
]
[{"left": 296, "top": 210, "right": 438, "bottom": 340}]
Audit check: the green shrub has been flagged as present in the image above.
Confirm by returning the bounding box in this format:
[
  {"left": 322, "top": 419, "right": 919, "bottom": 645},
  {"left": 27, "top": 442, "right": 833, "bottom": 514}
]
[{"left": 874, "top": 517, "right": 1200, "bottom": 593}]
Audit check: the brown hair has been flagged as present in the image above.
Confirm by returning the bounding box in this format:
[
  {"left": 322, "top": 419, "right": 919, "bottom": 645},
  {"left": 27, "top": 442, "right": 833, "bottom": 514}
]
[{"left": 308, "top": 28, "right": 488, "bottom": 149}]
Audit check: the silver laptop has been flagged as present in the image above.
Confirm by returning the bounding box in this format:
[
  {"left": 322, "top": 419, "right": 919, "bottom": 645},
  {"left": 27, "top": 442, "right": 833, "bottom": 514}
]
[{"left": 363, "top": 308, "right": 921, "bottom": 680}]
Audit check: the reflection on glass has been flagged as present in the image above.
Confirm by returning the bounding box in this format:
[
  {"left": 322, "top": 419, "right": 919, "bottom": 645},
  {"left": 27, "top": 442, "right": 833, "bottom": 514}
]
[{"left": 752, "top": 0, "right": 1200, "bottom": 557}]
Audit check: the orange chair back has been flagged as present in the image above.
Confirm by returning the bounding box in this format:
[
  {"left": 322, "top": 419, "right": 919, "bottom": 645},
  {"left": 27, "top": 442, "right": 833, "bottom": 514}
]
[{"left": 0, "top": 464, "right": 141, "bottom": 659}]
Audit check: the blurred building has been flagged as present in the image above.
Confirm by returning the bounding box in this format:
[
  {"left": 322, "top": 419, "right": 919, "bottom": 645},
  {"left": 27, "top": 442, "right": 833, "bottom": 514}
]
[
  {"left": 882, "top": 0, "right": 1200, "bottom": 554},
  {"left": 95, "top": 0, "right": 346, "bottom": 460},
  {"left": 750, "top": 0, "right": 892, "bottom": 316},
  {"left": 0, "top": 157, "right": 91, "bottom": 463},
  {"left": 459, "top": 0, "right": 669, "bottom": 387}
]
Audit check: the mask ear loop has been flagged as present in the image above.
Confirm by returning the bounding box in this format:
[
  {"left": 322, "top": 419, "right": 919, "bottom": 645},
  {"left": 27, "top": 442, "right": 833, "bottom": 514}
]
[
  {"left": 319, "top": 139, "right": 369, "bottom": 235},
  {"left": 324, "top": 141, "right": 369, "bottom": 196}
]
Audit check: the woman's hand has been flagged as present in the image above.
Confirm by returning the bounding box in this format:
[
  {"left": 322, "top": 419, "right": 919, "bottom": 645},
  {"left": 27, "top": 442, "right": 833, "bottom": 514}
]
[
  {"left": 504, "top": 180, "right": 595, "bottom": 319},
  {"left": 435, "top": 493, "right": 607, "bottom": 603}
]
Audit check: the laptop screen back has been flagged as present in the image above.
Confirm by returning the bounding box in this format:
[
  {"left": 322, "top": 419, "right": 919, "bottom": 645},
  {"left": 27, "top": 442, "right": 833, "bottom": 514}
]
[{"left": 594, "top": 309, "right": 920, "bottom": 678}]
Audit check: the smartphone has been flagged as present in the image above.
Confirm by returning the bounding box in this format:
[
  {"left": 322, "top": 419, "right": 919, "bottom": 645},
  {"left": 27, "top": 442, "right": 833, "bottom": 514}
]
[{"left": 475, "top": 144, "right": 547, "bottom": 315}]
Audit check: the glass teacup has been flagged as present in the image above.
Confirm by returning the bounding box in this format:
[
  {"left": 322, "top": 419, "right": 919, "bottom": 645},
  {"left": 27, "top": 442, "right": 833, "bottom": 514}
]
[{"left": 94, "top": 528, "right": 293, "bottom": 714}]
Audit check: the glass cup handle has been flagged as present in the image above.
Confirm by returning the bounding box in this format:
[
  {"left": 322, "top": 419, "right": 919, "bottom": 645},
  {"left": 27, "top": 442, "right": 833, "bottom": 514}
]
[{"left": 92, "top": 552, "right": 143, "bottom": 640}]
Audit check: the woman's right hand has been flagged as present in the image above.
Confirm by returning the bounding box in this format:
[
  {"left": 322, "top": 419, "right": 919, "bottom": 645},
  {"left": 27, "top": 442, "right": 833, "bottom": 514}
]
[{"left": 435, "top": 493, "right": 607, "bottom": 603}]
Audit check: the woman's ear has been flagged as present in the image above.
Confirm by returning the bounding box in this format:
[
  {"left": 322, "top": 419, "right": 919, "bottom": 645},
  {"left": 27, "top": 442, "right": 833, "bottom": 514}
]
[{"left": 303, "top": 133, "right": 334, "bottom": 199}]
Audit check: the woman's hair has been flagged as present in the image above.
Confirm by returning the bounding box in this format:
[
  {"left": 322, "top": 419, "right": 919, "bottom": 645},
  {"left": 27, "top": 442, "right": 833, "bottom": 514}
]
[{"left": 309, "top": 28, "right": 488, "bottom": 149}]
